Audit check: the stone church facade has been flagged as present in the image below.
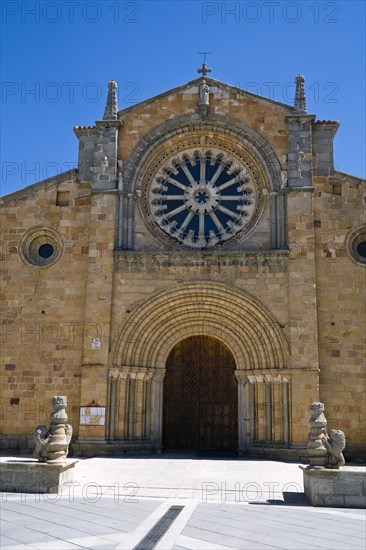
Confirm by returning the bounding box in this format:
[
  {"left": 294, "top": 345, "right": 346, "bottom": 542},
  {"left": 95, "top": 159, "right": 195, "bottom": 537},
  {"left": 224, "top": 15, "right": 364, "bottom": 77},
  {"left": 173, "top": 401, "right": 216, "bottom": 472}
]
[{"left": 1, "top": 68, "right": 365, "bottom": 459}]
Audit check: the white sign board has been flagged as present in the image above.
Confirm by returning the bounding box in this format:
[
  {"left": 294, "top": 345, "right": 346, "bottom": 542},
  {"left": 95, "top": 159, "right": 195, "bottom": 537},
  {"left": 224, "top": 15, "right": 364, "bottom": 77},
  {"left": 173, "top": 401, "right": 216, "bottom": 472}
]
[{"left": 80, "top": 406, "right": 106, "bottom": 426}]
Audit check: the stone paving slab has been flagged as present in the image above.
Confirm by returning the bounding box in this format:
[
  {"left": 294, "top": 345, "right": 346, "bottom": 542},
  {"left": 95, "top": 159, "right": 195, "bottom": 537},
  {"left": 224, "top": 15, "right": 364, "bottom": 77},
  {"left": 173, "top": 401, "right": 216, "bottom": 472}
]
[
  {"left": 179, "top": 504, "right": 366, "bottom": 550},
  {"left": 66, "top": 455, "right": 307, "bottom": 505},
  {"left": 0, "top": 456, "right": 365, "bottom": 550},
  {"left": 0, "top": 496, "right": 162, "bottom": 549}
]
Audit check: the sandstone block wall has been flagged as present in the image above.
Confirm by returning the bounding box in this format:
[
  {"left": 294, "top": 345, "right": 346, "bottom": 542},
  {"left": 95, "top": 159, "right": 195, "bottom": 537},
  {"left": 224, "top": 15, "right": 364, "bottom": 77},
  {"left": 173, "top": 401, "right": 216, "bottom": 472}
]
[
  {"left": 314, "top": 173, "right": 366, "bottom": 454},
  {"left": 0, "top": 172, "right": 92, "bottom": 446}
]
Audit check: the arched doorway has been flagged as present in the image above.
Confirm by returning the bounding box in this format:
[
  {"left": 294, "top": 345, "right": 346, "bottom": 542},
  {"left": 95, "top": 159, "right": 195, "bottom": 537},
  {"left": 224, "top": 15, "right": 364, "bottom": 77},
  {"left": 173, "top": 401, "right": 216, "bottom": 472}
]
[{"left": 163, "top": 335, "right": 238, "bottom": 451}]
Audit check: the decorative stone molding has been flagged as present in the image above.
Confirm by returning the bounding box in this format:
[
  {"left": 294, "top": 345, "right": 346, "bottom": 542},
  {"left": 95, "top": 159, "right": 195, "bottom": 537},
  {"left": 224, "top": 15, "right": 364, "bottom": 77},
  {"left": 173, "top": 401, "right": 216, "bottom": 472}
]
[
  {"left": 114, "top": 251, "right": 288, "bottom": 271},
  {"left": 108, "top": 366, "right": 155, "bottom": 381},
  {"left": 243, "top": 373, "right": 290, "bottom": 384}
]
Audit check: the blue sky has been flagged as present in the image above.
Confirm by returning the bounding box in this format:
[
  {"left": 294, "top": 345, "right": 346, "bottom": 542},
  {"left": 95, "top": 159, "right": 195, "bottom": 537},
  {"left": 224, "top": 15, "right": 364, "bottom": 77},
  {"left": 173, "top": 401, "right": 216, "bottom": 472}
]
[{"left": 1, "top": 0, "right": 365, "bottom": 196}]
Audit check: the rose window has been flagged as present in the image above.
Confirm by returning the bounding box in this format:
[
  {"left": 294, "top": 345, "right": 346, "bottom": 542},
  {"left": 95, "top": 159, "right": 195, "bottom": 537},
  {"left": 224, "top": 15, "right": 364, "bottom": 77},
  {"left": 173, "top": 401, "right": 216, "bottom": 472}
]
[{"left": 148, "top": 150, "right": 258, "bottom": 248}]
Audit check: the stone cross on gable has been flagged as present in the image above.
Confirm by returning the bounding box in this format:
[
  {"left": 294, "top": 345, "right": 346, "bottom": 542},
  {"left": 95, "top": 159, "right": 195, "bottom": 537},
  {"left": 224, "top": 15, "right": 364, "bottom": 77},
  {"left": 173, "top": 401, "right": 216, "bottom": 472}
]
[
  {"left": 197, "top": 62, "right": 212, "bottom": 78},
  {"left": 197, "top": 52, "right": 212, "bottom": 78}
]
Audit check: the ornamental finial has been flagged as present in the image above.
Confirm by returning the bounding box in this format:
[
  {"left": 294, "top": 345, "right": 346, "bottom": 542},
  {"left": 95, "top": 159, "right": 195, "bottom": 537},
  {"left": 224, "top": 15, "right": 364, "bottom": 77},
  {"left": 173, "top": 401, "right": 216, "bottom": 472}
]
[
  {"left": 103, "top": 80, "right": 118, "bottom": 120},
  {"left": 294, "top": 73, "right": 307, "bottom": 114}
]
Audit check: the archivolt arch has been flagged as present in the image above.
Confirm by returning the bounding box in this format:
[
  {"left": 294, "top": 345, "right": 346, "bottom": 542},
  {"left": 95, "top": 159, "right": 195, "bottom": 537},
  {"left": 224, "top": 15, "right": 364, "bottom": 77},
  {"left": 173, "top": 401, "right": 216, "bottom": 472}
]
[
  {"left": 123, "top": 114, "right": 283, "bottom": 193},
  {"left": 112, "top": 281, "right": 289, "bottom": 370}
]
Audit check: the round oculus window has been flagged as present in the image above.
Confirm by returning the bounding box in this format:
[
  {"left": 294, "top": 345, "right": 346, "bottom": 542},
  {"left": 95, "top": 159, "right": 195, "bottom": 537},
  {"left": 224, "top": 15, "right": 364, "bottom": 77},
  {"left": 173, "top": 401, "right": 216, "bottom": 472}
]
[
  {"left": 347, "top": 226, "right": 366, "bottom": 266},
  {"left": 351, "top": 235, "right": 366, "bottom": 265},
  {"left": 147, "top": 149, "right": 260, "bottom": 249},
  {"left": 38, "top": 243, "right": 55, "bottom": 259},
  {"left": 19, "top": 227, "right": 63, "bottom": 267},
  {"left": 356, "top": 241, "right": 366, "bottom": 259}
]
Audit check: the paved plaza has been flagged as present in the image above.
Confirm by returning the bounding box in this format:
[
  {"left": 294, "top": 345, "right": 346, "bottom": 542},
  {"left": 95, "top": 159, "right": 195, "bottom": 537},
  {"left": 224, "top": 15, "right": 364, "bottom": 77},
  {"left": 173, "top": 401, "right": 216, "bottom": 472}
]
[{"left": 1, "top": 456, "right": 365, "bottom": 549}]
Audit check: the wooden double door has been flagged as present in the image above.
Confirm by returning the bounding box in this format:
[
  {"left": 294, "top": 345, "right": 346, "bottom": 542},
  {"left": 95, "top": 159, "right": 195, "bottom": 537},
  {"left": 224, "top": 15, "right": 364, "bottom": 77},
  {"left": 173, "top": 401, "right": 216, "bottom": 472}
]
[{"left": 163, "top": 336, "right": 238, "bottom": 451}]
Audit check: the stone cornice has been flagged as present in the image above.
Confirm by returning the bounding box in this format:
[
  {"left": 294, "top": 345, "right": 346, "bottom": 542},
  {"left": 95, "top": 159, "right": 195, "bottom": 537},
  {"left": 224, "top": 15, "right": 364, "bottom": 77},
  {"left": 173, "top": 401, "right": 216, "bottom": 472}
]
[
  {"left": 0, "top": 169, "right": 78, "bottom": 204},
  {"left": 114, "top": 250, "right": 288, "bottom": 270},
  {"left": 285, "top": 114, "right": 316, "bottom": 123},
  {"left": 313, "top": 120, "right": 340, "bottom": 138},
  {"left": 74, "top": 120, "right": 123, "bottom": 136},
  {"left": 235, "top": 367, "right": 320, "bottom": 376},
  {"left": 73, "top": 126, "right": 99, "bottom": 137},
  {"left": 95, "top": 120, "right": 122, "bottom": 129}
]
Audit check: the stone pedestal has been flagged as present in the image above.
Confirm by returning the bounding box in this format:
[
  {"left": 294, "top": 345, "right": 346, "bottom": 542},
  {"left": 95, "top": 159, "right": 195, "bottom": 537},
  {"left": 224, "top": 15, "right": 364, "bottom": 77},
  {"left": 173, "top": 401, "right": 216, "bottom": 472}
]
[
  {"left": 300, "top": 465, "right": 366, "bottom": 508},
  {"left": 0, "top": 458, "right": 78, "bottom": 494}
]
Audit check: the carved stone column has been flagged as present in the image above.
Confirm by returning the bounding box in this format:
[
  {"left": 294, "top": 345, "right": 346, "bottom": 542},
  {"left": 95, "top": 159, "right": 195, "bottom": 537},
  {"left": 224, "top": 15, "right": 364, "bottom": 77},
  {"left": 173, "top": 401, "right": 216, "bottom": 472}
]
[
  {"left": 235, "top": 372, "right": 248, "bottom": 454},
  {"left": 145, "top": 378, "right": 152, "bottom": 439},
  {"left": 118, "top": 371, "right": 129, "bottom": 438},
  {"left": 107, "top": 370, "right": 119, "bottom": 441},
  {"left": 239, "top": 373, "right": 291, "bottom": 449},
  {"left": 282, "top": 380, "right": 290, "bottom": 444},
  {"left": 151, "top": 371, "right": 165, "bottom": 451},
  {"left": 249, "top": 381, "right": 256, "bottom": 443},
  {"left": 127, "top": 374, "right": 136, "bottom": 438},
  {"left": 270, "top": 191, "right": 278, "bottom": 248},
  {"left": 134, "top": 372, "right": 144, "bottom": 438},
  {"left": 265, "top": 381, "right": 272, "bottom": 442},
  {"left": 107, "top": 367, "right": 158, "bottom": 447}
]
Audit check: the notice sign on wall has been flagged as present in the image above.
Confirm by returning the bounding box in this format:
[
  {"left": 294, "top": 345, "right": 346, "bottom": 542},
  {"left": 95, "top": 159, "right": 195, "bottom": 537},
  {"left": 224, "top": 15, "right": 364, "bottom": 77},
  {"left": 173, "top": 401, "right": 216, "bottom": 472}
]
[{"left": 80, "top": 407, "right": 106, "bottom": 426}]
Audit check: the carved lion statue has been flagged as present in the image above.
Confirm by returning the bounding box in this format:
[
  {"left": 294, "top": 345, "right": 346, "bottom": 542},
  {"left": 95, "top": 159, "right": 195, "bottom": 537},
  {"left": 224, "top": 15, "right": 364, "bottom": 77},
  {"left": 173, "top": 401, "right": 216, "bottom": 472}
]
[
  {"left": 33, "top": 425, "right": 50, "bottom": 462},
  {"left": 323, "top": 429, "right": 346, "bottom": 469}
]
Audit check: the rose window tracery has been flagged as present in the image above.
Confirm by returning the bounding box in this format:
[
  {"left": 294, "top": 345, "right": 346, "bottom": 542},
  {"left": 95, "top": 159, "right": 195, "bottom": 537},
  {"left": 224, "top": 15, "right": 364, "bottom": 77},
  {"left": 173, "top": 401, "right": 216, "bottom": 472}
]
[{"left": 148, "top": 149, "right": 258, "bottom": 248}]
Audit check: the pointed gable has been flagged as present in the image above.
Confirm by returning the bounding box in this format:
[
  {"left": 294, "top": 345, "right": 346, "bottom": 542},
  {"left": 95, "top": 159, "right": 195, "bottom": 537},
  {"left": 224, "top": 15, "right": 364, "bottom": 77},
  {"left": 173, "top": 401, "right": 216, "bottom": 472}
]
[{"left": 118, "top": 77, "right": 294, "bottom": 165}]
